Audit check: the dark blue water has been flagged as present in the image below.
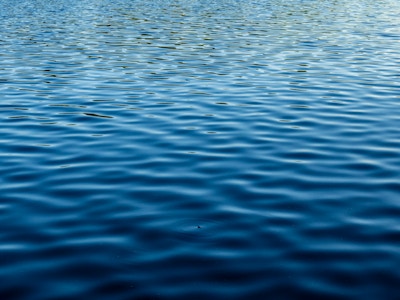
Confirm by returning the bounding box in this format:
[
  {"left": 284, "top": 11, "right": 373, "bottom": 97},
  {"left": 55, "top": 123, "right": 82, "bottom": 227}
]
[{"left": 1, "top": 0, "right": 400, "bottom": 298}]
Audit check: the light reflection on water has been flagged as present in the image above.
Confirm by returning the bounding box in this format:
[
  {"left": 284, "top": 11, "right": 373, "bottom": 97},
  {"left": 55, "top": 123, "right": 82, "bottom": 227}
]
[{"left": 1, "top": 0, "right": 400, "bottom": 299}]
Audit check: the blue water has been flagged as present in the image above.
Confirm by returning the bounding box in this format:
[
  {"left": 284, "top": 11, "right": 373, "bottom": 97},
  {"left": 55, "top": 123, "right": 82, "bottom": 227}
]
[{"left": 1, "top": 0, "right": 400, "bottom": 298}]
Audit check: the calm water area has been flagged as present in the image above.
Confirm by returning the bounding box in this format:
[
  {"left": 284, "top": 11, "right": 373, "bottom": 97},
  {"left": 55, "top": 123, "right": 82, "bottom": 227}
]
[{"left": 1, "top": 0, "right": 400, "bottom": 298}]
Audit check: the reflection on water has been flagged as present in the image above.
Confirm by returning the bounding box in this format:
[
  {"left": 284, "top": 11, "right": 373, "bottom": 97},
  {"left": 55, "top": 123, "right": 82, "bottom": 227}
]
[{"left": 1, "top": 0, "right": 400, "bottom": 299}]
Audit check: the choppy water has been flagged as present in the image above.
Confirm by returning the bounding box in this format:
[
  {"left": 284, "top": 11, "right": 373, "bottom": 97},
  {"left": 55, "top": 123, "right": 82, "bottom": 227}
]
[{"left": 1, "top": 0, "right": 400, "bottom": 298}]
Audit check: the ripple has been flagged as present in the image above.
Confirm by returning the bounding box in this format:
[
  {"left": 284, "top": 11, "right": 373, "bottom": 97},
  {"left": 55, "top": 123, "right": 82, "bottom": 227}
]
[
  {"left": 83, "top": 112, "right": 114, "bottom": 119},
  {"left": 1, "top": 0, "right": 400, "bottom": 299}
]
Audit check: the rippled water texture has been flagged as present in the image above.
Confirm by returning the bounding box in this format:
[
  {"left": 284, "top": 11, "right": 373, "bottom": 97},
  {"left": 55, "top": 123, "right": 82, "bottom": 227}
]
[{"left": 1, "top": 0, "right": 400, "bottom": 298}]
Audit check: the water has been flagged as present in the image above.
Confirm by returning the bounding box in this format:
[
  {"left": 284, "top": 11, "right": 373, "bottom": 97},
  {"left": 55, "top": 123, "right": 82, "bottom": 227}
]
[{"left": 1, "top": 0, "right": 400, "bottom": 298}]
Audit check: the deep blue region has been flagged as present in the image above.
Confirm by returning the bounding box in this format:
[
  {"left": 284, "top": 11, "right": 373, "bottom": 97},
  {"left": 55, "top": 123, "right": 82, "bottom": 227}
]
[{"left": 1, "top": 0, "right": 400, "bottom": 299}]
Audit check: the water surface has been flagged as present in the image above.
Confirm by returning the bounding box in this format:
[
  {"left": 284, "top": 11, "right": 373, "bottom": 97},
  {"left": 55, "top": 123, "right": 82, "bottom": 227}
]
[{"left": 1, "top": 0, "right": 400, "bottom": 299}]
